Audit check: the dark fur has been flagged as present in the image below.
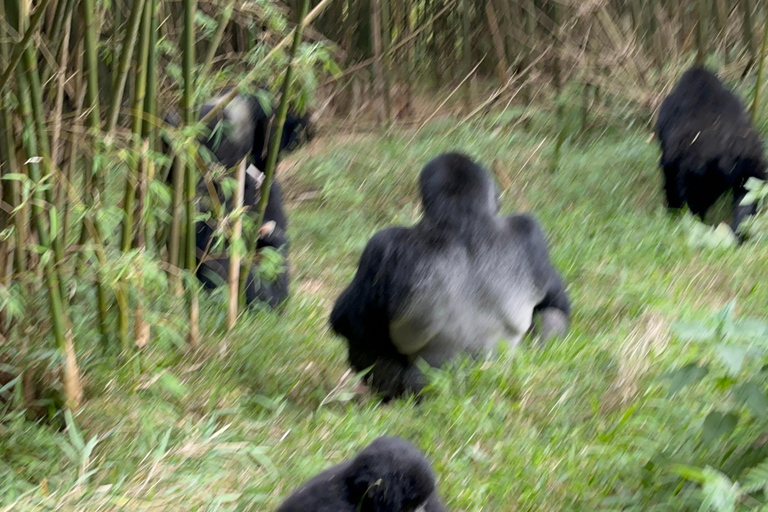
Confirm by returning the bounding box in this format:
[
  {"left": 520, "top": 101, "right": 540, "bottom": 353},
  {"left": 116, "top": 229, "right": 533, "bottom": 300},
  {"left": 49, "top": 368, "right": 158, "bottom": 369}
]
[
  {"left": 330, "top": 153, "right": 570, "bottom": 400},
  {"left": 162, "top": 89, "right": 314, "bottom": 175},
  {"left": 195, "top": 175, "right": 289, "bottom": 309},
  {"left": 277, "top": 437, "right": 447, "bottom": 512},
  {"left": 195, "top": 91, "right": 314, "bottom": 170},
  {"left": 655, "top": 67, "right": 767, "bottom": 235},
  {"left": 162, "top": 90, "right": 310, "bottom": 308}
]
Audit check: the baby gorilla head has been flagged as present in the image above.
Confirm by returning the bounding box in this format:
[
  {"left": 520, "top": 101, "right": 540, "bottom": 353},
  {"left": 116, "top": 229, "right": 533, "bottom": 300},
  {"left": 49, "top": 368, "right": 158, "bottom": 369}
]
[
  {"left": 418, "top": 152, "right": 499, "bottom": 226},
  {"left": 277, "top": 436, "right": 447, "bottom": 512}
]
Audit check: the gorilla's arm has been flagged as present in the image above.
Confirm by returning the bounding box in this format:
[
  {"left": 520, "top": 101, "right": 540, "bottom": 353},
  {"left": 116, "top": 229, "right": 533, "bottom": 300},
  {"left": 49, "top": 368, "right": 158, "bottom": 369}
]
[
  {"left": 508, "top": 214, "right": 570, "bottom": 342},
  {"left": 330, "top": 228, "right": 426, "bottom": 399}
]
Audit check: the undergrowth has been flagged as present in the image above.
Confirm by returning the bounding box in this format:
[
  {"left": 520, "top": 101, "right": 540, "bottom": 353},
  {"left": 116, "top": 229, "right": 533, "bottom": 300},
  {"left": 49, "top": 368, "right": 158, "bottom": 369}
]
[{"left": 2, "top": 95, "right": 768, "bottom": 511}]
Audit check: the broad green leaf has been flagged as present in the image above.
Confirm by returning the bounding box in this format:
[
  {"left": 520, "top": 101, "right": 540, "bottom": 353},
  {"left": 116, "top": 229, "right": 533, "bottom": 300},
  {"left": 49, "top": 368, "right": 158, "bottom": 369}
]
[
  {"left": 158, "top": 372, "right": 188, "bottom": 401},
  {"left": 701, "top": 411, "right": 738, "bottom": 444},
  {"left": 714, "top": 344, "right": 748, "bottom": 376},
  {"left": 734, "top": 381, "right": 768, "bottom": 419},
  {"left": 742, "top": 457, "right": 768, "bottom": 493},
  {"left": 699, "top": 467, "right": 739, "bottom": 512},
  {"left": 668, "top": 363, "right": 709, "bottom": 396},
  {"left": 672, "top": 322, "right": 715, "bottom": 342}
]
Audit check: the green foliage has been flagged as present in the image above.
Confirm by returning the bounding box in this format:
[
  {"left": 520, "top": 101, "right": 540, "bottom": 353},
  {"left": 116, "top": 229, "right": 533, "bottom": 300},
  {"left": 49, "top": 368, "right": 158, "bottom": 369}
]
[
  {"left": 741, "top": 178, "right": 768, "bottom": 242},
  {"left": 651, "top": 305, "right": 768, "bottom": 510}
]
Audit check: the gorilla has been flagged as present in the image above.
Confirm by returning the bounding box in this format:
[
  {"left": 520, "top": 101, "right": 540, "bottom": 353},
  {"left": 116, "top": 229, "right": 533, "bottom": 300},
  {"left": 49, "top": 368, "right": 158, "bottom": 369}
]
[
  {"left": 162, "top": 88, "right": 313, "bottom": 174},
  {"left": 276, "top": 436, "right": 447, "bottom": 512},
  {"left": 655, "top": 67, "right": 767, "bottom": 236},
  {"left": 194, "top": 167, "right": 290, "bottom": 308},
  {"left": 193, "top": 89, "right": 314, "bottom": 170},
  {"left": 162, "top": 89, "right": 312, "bottom": 308},
  {"left": 330, "top": 152, "right": 570, "bottom": 400}
]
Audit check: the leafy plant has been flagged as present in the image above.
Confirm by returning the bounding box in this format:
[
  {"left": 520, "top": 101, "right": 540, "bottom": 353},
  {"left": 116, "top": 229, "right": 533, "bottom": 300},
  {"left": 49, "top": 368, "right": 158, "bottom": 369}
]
[{"left": 660, "top": 303, "right": 768, "bottom": 510}]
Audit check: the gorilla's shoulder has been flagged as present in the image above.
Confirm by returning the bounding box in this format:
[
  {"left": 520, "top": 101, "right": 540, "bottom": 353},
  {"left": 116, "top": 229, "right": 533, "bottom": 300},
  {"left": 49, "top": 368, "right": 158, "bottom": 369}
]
[
  {"left": 363, "top": 226, "right": 417, "bottom": 258},
  {"left": 503, "top": 213, "right": 546, "bottom": 237}
]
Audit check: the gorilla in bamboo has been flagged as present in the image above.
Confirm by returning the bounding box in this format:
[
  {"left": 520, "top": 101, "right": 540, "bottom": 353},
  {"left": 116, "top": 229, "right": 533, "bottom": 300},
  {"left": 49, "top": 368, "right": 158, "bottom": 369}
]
[
  {"left": 329, "top": 152, "right": 570, "bottom": 400},
  {"left": 655, "top": 67, "right": 767, "bottom": 238},
  {"left": 193, "top": 168, "right": 290, "bottom": 309},
  {"left": 162, "top": 89, "right": 314, "bottom": 308},
  {"left": 276, "top": 436, "right": 447, "bottom": 512}
]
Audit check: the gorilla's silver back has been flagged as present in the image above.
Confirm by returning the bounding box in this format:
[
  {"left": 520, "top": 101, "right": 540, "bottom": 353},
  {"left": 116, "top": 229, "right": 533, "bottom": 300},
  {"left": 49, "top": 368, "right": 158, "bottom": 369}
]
[{"left": 389, "top": 217, "right": 544, "bottom": 367}]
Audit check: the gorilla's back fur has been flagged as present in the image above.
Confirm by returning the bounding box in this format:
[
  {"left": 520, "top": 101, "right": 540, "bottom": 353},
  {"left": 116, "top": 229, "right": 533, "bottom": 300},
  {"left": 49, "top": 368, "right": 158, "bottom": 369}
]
[{"left": 655, "top": 67, "right": 766, "bottom": 232}]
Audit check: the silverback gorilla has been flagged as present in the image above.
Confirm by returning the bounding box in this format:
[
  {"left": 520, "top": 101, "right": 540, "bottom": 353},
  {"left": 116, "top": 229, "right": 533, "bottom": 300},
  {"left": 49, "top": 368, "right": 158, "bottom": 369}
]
[
  {"left": 655, "top": 67, "right": 767, "bottom": 236},
  {"left": 163, "top": 90, "right": 313, "bottom": 308},
  {"left": 276, "top": 437, "right": 447, "bottom": 512},
  {"left": 330, "top": 152, "right": 570, "bottom": 399}
]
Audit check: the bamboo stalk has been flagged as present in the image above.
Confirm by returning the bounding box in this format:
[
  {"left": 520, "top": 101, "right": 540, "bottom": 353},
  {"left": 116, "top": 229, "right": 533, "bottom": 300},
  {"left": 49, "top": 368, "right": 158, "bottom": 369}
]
[
  {"left": 371, "top": 0, "right": 388, "bottom": 124},
  {"left": 462, "top": 0, "right": 471, "bottom": 111},
  {"left": 142, "top": 0, "right": 159, "bottom": 252},
  {"left": 169, "top": 157, "right": 185, "bottom": 281},
  {"left": 741, "top": 0, "right": 757, "bottom": 64},
  {"left": 51, "top": 7, "right": 72, "bottom": 233},
  {"left": 183, "top": 0, "right": 199, "bottom": 346},
  {"left": 105, "top": 0, "right": 149, "bottom": 134},
  {"left": 121, "top": 0, "right": 152, "bottom": 252},
  {"left": 550, "top": 0, "right": 563, "bottom": 173},
  {"left": 695, "top": 0, "right": 708, "bottom": 65},
  {"left": 0, "top": 1, "right": 25, "bottom": 277},
  {"left": 227, "top": 159, "right": 247, "bottom": 329},
  {"left": 523, "top": 0, "right": 537, "bottom": 104},
  {"left": 0, "top": 0, "right": 51, "bottom": 90},
  {"left": 751, "top": 8, "right": 768, "bottom": 122},
  {"left": 17, "top": 73, "right": 82, "bottom": 410},
  {"left": 253, "top": 0, "right": 310, "bottom": 231},
  {"left": 485, "top": 2, "right": 507, "bottom": 83},
  {"left": 21, "top": 34, "right": 67, "bottom": 298},
  {"left": 380, "top": 0, "right": 393, "bottom": 126},
  {"left": 201, "top": 0, "right": 236, "bottom": 80},
  {"left": 79, "top": 0, "right": 111, "bottom": 349}
]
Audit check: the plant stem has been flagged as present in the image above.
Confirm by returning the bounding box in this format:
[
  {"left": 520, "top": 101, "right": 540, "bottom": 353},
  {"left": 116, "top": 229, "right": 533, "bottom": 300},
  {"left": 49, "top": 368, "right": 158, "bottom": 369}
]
[
  {"left": 105, "top": 0, "right": 148, "bottom": 134},
  {"left": 253, "top": 0, "right": 310, "bottom": 231},
  {"left": 752, "top": 8, "right": 768, "bottom": 122}
]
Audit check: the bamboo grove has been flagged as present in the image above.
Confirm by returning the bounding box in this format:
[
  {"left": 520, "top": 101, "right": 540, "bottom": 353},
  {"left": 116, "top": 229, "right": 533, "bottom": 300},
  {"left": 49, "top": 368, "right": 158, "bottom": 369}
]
[{"left": 0, "top": 0, "right": 767, "bottom": 414}]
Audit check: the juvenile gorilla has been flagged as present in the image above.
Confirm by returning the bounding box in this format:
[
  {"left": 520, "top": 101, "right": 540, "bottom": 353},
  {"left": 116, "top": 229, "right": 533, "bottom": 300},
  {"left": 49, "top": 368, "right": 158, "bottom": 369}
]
[
  {"left": 655, "top": 67, "right": 767, "bottom": 235},
  {"left": 163, "top": 90, "right": 310, "bottom": 307},
  {"left": 194, "top": 170, "right": 289, "bottom": 308},
  {"left": 276, "top": 436, "right": 447, "bottom": 512},
  {"left": 330, "top": 152, "right": 570, "bottom": 399}
]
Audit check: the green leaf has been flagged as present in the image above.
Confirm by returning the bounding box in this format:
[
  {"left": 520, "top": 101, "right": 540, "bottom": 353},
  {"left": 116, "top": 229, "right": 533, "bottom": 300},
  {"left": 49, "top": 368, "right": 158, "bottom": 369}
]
[
  {"left": 701, "top": 411, "right": 738, "bottom": 444},
  {"left": 668, "top": 363, "right": 709, "bottom": 396},
  {"left": 733, "top": 381, "right": 768, "bottom": 419},
  {"left": 698, "top": 467, "right": 739, "bottom": 512},
  {"left": 714, "top": 344, "right": 748, "bottom": 376},
  {"left": 158, "top": 372, "right": 188, "bottom": 401},
  {"left": 742, "top": 457, "right": 768, "bottom": 493},
  {"left": 64, "top": 410, "right": 85, "bottom": 452},
  {"left": 1, "top": 173, "right": 28, "bottom": 182},
  {"left": 672, "top": 322, "right": 715, "bottom": 342}
]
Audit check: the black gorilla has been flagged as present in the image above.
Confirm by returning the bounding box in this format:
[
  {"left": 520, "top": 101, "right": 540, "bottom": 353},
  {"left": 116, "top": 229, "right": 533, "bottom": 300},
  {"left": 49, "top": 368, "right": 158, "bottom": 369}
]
[
  {"left": 194, "top": 169, "right": 290, "bottom": 308},
  {"left": 330, "top": 152, "right": 570, "bottom": 399},
  {"left": 163, "top": 89, "right": 312, "bottom": 308},
  {"left": 655, "top": 67, "right": 767, "bottom": 235},
  {"left": 276, "top": 436, "right": 447, "bottom": 512},
  {"left": 194, "top": 90, "right": 314, "bottom": 170}
]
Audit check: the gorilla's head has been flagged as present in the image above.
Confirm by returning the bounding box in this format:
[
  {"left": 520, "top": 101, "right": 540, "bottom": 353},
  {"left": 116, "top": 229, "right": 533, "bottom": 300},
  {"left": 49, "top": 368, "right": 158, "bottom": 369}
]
[
  {"left": 279, "top": 110, "right": 316, "bottom": 153},
  {"left": 345, "top": 437, "right": 436, "bottom": 512},
  {"left": 419, "top": 152, "right": 498, "bottom": 226}
]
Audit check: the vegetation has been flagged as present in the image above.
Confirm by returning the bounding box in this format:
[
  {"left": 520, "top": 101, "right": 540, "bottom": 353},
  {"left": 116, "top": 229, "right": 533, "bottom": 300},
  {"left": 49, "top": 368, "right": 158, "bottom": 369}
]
[{"left": 2, "top": 0, "right": 768, "bottom": 510}]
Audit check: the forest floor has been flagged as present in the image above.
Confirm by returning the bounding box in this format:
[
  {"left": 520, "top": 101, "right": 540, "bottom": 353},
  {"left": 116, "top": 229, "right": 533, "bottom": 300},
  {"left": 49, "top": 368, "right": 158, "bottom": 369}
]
[{"left": 3, "top": 103, "right": 768, "bottom": 511}]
